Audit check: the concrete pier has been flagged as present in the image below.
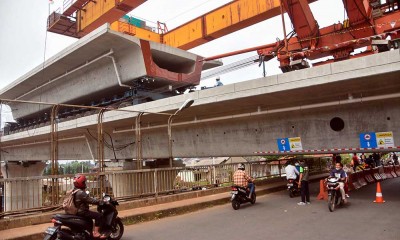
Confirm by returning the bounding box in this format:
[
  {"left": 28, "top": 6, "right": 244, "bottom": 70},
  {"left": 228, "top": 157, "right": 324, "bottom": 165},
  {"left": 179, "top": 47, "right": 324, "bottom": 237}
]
[{"left": 0, "top": 161, "right": 46, "bottom": 211}]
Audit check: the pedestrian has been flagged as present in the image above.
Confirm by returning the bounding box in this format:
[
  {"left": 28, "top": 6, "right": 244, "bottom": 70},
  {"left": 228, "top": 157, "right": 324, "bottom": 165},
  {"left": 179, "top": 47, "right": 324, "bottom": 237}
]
[
  {"left": 335, "top": 154, "right": 342, "bottom": 164},
  {"left": 297, "top": 159, "right": 310, "bottom": 205},
  {"left": 214, "top": 76, "right": 223, "bottom": 87},
  {"left": 365, "top": 154, "right": 375, "bottom": 168},
  {"left": 359, "top": 153, "right": 366, "bottom": 164},
  {"left": 372, "top": 152, "right": 381, "bottom": 167},
  {"left": 351, "top": 153, "right": 360, "bottom": 172},
  {"left": 392, "top": 153, "right": 399, "bottom": 165}
]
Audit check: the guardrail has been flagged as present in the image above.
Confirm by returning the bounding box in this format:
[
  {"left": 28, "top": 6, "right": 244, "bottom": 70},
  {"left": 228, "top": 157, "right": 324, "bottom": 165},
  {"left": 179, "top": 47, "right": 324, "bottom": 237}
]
[
  {"left": 0, "top": 159, "right": 327, "bottom": 214},
  {"left": 347, "top": 165, "right": 399, "bottom": 191}
]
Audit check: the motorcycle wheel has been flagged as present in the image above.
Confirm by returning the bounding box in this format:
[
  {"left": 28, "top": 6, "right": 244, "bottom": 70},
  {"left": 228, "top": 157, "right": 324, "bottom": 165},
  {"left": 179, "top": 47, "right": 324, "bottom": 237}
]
[
  {"left": 289, "top": 189, "right": 294, "bottom": 198},
  {"left": 335, "top": 194, "right": 342, "bottom": 206},
  {"left": 109, "top": 218, "right": 124, "bottom": 240},
  {"left": 232, "top": 199, "right": 241, "bottom": 210},
  {"left": 328, "top": 194, "right": 335, "bottom": 212},
  {"left": 251, "top": 192, "right": 256, "bottom": 204}
]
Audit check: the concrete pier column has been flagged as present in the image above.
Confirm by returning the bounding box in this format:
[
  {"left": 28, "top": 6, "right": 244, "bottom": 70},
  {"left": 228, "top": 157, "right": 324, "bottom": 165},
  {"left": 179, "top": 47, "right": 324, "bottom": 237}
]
[
  {"left": 105, "top": 159, "right": 138, "bottom": 198},
  {"left": 0, "top": 161, "right": 46, "bottom": 212}
]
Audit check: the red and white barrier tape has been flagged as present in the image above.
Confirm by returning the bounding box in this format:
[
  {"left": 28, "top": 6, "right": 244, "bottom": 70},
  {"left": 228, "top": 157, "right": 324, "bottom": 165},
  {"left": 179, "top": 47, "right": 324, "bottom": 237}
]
[{"left": 254, "top": 146, "right": 400, "bottom": 154}]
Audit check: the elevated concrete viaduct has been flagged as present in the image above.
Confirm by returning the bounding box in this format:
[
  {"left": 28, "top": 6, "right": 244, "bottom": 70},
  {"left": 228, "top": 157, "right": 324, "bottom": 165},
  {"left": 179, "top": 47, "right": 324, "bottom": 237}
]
[
  {"left": 1, "top": 48, "right": 399, "bottom": 163},
  {"left": 0, "top": 28, "right": 399, "bottom": 211}
]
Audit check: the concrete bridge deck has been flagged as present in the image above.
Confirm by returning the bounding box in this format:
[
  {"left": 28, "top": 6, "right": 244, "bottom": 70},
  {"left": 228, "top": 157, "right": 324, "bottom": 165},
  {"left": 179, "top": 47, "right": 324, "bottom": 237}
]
[{"left": 0, "top": 24, "right": 221, "bottom": 120}]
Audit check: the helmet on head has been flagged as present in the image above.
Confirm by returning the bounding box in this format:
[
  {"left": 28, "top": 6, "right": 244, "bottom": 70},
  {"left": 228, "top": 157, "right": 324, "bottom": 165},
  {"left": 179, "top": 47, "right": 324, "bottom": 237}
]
[
  {"left": 216, "top": 76, "right": 220, "bottom": 81},
  {"left": 73, "top": 174, "right": 87, "bottom": 189},
  {"left": 238, "top": 163, "right": 245, "bottom": 170}
]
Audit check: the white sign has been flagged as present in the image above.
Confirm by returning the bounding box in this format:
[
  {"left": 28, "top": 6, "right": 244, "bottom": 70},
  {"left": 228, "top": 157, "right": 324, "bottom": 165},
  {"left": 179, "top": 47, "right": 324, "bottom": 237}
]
[
  {"left": 376, "top": 132, "right": 395, "bottom": 148},
  {"left": 288, "top": 137, "right": 303, "bottom": 151}
]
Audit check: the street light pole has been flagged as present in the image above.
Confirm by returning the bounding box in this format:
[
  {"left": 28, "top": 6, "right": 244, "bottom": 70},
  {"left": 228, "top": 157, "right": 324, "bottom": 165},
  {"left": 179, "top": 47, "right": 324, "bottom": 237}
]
[{"left": 168, "top": 99, "right": 194, "bottom": 167}]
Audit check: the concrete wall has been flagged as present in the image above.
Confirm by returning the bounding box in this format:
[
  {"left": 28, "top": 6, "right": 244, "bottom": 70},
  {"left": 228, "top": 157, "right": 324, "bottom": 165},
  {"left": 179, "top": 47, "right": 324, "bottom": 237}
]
[{"left": 1, "top": 97, "right": 399, "bottom": 161}]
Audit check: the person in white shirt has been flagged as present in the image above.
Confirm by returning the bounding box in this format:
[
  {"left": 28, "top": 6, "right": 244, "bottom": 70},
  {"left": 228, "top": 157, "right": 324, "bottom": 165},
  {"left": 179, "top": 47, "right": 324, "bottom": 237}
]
[
  {"left": 285, "top": 161, "right": 299, "bottom": 180},
  {"left": 214, "top": 77, "right": 223, "bottom": 87}
]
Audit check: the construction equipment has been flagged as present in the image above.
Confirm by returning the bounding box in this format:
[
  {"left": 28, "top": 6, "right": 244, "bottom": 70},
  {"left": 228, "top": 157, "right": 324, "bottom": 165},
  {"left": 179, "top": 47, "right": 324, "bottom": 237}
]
[{"left": 48, "top": 0, "right": 400, "bottom": 72}]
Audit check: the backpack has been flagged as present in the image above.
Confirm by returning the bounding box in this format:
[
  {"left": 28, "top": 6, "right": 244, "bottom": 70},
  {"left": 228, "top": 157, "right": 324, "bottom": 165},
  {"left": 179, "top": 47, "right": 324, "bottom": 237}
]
[{"left": 63, "top": 189, "right": 79, "bottom": 214}]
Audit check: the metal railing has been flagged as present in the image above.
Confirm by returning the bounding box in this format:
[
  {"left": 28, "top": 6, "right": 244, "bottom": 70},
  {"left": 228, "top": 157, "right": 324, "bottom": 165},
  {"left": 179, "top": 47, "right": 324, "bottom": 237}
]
[{"left": 0, "top": 158, "right": 328, "bottom": 214}]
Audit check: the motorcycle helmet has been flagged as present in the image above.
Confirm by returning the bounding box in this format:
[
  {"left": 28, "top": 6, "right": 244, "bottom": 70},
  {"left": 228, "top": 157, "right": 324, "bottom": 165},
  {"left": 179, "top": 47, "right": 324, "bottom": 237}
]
[
  {"left": 238, "top": 163, "right": 245, "bottom": 170},
  {"left": 73, "top": 174, "right": 87, "bottom": 189}
]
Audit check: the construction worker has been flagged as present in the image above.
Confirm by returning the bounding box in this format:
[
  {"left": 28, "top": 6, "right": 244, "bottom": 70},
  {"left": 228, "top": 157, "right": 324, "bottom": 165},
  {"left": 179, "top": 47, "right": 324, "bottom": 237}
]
[{"left": 214, "top": 76, "right": 223, "bottom": 87}]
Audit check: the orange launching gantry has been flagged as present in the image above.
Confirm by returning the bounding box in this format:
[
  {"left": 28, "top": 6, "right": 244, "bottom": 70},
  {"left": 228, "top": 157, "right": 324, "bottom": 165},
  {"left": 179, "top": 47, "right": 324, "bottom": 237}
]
[{"left": 48, "top": 0, "right": 400, "bottom": 73}]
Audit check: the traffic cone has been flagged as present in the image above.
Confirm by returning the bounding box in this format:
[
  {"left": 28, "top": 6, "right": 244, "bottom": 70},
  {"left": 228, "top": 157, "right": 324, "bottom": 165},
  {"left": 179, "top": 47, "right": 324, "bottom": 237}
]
[
  {"left": 373, "top": 182, "right": 385, "bottom": 203},
  {"left": 317, "top": 179, "right": 328, "bottom": 200}
]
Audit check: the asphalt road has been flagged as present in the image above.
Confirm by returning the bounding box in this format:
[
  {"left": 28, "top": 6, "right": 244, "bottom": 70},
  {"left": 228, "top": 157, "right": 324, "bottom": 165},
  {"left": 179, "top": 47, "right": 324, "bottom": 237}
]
[{"left": 122, "top": 177, "right": 400, "bottom": 240}]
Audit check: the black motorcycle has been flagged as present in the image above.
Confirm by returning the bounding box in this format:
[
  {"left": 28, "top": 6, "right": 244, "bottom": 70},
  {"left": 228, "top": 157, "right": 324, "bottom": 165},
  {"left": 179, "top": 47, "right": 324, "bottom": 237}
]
[
  {"left": 230, "top": 184, "right": 256, "bottom": 210},
  {"left": 43, "top": 194, "right": 124, "bottom": 240},
  {"left": 287, "top": 179, "right": 300, "bottom": 198},
  {"left": 326, "top": 177, "right": 344, "bottom": 212}
]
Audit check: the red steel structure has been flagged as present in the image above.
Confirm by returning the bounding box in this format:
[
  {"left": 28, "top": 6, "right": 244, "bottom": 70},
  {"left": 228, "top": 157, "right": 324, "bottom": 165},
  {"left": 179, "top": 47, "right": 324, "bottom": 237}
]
[{"left": 48, "top": 0, "right": 400, "bottom": 72}]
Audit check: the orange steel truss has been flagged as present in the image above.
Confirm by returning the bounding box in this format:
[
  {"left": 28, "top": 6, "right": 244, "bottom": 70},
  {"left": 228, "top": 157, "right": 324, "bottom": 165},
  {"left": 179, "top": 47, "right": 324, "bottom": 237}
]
[{"left": 47, "top": 0, "right": 400, "bottom": 71}]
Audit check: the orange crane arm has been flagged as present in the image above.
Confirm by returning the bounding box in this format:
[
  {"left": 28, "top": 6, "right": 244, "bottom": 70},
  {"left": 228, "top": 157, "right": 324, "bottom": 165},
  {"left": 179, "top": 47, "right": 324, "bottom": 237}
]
[
  {"left": 281, "top": 0, "right": 319, "bottom": 49},
  {"left": 77, "top": 0, "right": 147, "bottom": 37},
  {"left": 163, "top": 0, "right": 282, "bottom": 50}
]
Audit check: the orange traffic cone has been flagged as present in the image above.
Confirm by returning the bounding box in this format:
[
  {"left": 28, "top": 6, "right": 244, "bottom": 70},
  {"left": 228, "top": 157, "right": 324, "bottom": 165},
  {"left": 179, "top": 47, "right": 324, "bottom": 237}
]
[
  {"left": 317, "top": 179, "right": 328, "bottom": 200},
  {"left": 373, "top": 182, "right": 385, "bottom": 203}
]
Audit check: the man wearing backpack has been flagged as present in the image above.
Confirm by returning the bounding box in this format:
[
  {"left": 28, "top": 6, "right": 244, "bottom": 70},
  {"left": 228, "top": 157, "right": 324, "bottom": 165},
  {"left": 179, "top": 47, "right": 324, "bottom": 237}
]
[{"left": 73, "top": 174, "right": 106, "bottom": 238}]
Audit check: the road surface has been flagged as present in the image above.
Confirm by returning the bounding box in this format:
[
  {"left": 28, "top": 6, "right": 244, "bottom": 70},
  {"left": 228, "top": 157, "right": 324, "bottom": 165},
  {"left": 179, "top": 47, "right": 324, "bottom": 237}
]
[{"left": 121, "top": 177, "right": 400, "bottom": 240}]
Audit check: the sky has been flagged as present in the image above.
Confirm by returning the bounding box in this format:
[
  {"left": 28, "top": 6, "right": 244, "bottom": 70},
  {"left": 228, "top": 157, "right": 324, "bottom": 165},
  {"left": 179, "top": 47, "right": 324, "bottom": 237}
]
[{"left": 0, "top": 0, "right": 349, "bottom": 91}]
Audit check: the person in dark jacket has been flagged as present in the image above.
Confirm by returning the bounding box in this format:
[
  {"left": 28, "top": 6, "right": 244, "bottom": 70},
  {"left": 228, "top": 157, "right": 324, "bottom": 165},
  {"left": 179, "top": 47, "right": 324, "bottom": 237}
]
[{"left": 73, "top": 174, "right": 105, "bottom": 238}]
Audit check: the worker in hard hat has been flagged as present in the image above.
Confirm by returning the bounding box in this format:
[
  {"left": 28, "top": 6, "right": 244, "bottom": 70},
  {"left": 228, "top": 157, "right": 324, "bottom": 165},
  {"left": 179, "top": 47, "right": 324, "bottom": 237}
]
[{"left": 214, "top": 76, "right": 223, "bottom": 87}]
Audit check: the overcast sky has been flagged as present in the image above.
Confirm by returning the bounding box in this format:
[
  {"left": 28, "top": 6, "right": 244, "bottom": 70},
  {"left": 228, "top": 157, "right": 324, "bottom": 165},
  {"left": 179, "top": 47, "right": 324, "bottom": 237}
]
[{"left": 0, "top": 0, "right": 347, "bottom": 91}]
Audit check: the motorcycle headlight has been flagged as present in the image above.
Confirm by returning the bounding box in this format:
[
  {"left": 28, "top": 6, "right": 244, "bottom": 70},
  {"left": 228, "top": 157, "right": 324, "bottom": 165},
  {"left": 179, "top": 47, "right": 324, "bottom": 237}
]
[{"left": 103, "top": 196, "right": 111, "bottom": 202}]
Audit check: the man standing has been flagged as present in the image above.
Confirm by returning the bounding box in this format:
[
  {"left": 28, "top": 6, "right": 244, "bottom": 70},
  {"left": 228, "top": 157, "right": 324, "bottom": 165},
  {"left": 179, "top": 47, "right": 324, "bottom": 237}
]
[
  {"left": 351, "top": 153, "right": 360, "bottom": 172},
  {"left": 393, "top": 153, "right": 399, "bottom": 165},
  {"left": 233, "top": 163, "right": 254, "bottom": 198},
  {"left": 297, "top": 160, "right": 310, "bottom": 205}
]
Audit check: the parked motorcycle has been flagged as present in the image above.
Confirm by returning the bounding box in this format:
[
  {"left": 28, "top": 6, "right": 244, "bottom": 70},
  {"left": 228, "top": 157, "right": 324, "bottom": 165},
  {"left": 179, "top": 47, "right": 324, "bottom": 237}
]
[
  {"left": 230, "top": 184, "right": 256, "bottom": 210},
  {"left": 326, "top": 177, "right": 344, "bottom": 212},
  {"left": 287, "top": 179, "right": 300, "bottom": 198},
  {"left": 43, "top": 193, "right": 124, "bottom": 240}
]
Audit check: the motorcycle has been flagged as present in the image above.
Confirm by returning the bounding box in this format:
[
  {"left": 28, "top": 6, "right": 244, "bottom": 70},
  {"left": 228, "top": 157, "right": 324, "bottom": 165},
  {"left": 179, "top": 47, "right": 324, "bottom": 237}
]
[
  {"left": 43, "top": 193, "right": 124, "bottom": 240},
  {"left": 326, "top": 177, "right": 344, "bottom": 212},
  {"left": 287, "top": 179, "right": 300, "bottom": 198},
  {"left": 230, "top": 184, "right": 256, "bottom": 210}
]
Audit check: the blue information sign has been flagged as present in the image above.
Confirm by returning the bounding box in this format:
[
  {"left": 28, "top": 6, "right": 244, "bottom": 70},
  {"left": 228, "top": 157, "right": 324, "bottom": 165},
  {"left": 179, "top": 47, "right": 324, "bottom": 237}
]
[
  {"left": 277, "top": 138, "right": 290, "bottom": 152},
  {"left": 359, "top": 132, "right": 377, "bottom": 148}
]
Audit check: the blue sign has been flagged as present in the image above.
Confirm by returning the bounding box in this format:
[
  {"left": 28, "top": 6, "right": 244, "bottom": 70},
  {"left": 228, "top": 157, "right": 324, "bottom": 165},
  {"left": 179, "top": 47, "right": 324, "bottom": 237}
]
[
  {"left": 359, "top": 132, "right": 377, "bottom": 148},
  {"left": 277, "top": 138, "right": 290, "bottom": 152}
]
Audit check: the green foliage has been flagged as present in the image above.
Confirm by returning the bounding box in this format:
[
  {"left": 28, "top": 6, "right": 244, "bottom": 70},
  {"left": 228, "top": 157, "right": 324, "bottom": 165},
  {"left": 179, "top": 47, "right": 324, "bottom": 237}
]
[{"left": 43, "top": 161, "right": 93, "bottom": 175}]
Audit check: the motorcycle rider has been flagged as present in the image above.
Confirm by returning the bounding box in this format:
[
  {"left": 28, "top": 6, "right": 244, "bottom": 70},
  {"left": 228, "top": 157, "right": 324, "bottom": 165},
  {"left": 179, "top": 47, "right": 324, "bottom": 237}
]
[
  {"left": 233, "top": 163, "right": 254, "bottom": 198},
  {"left": 73, "top": 174, "right": 106, "bottom": 238},
  {"left": 285, "top": 160, "right": 299, "bottom": 181},
  {"left": 329, "top": 162, "right": 347, "bottom": 204}
]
